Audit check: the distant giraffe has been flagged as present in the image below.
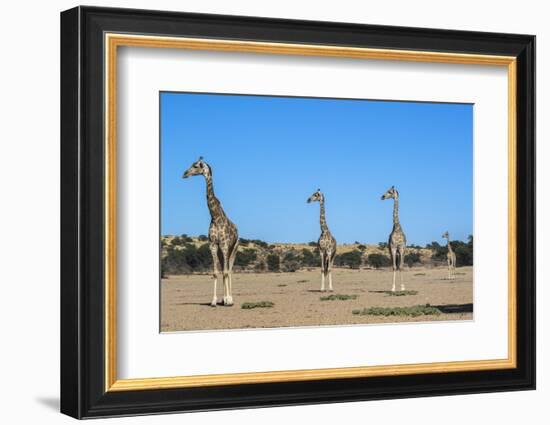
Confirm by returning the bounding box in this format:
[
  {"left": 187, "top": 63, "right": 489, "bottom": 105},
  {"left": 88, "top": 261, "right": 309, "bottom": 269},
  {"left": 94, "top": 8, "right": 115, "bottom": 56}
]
[
  {"left": 381, "top": 186, "right": 407, "bottom": 292},
  {"left": 307, "top": 189, "right": 337, "bottom": 292},
  {"left": 183, "top": 157, "right": 239, "bottom": 306},
  {"left": 442, "top": 231, "right": 456, "bottom": 280}
]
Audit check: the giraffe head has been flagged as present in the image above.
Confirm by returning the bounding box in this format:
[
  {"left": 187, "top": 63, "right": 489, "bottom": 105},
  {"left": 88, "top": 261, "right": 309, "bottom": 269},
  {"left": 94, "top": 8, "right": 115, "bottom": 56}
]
[
  {"left": 442, "top": 231, "right": 450, "bottom": 239},
  {"left": 307, "top": 189, "right": 324, "bottom": 204},
  {"left": 183, "top": 157, "right": 211, "bottom": 179},
  {"left": 381, "top": 186, "right": 398, "bottom": 201}
]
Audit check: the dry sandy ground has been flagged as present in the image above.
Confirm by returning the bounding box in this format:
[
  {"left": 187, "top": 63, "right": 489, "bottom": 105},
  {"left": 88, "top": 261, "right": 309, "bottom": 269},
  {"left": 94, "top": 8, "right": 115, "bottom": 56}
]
[{"left": 161, "top": 266, "right": 473, "bottom": 332}]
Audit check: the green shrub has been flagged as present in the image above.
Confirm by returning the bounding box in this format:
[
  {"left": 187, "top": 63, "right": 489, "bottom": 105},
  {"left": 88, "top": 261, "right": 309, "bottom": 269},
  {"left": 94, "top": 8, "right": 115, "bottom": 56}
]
[
  {"left": 404, "top": 252, "right": 422, "bottom": 267},
  {"left": 251, "top": 239, "right": 269, "bottom": 249},
  {"left": 161, "top": 242, "right": 212, "bottom": 274},
  {"left": 266, "top": 254, "right": 280, "bottom": 272},
  {"left": 368, "top": 253, "right": 391, "bottom": 269},
  {"left": 300, "top": 248, "right": 320, "bottom": 267},
  {"left": 241, "top": 301, "right": 274, "bottom": 309},
  {"left": 235, "top": 248, "right": 257, "bottom": 268},
  {"left": 352, "top": 304, "right": 441, "bottom": 317},
  {"left": 334, "top": 250, "right": 362, "bottom": 269},
  {"left": 320, "top": 294, "right": 358, "bottom": 301},
  {"left": 428, "top": 236, "right": 473, "bottom": 266}
]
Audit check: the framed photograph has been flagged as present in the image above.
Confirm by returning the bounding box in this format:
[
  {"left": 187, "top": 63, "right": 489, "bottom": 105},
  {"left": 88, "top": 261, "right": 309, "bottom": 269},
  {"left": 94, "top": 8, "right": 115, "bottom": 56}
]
[{"left": 60, "top": 6, "right": 535, "bottom": 419}]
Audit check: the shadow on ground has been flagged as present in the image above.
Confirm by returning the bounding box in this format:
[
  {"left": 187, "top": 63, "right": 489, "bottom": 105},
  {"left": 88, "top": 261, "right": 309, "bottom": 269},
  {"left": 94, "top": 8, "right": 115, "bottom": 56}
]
[{"left": 432, "top": 303, "right": 473, "bottom": 314}]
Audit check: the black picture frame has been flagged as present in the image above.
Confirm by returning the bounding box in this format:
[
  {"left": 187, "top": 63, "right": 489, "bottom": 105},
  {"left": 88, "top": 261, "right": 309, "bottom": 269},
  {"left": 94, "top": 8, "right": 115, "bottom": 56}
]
[{"left": 61, "top": 5, "right": 535, "bottom": 419}]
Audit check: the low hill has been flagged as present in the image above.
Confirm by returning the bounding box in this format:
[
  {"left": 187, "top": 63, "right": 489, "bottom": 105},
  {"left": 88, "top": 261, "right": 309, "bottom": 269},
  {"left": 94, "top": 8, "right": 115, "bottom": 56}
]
[{"left": 160, "top": 235, "right": 446, "bottom": 275}]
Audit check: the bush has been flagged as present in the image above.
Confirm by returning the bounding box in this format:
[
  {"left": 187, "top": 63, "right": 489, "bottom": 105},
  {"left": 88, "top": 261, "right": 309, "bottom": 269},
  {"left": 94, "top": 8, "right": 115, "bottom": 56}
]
[
  {"left": 352, "top": 304, "right": 441, "bottom": 317},
  {"left": 266, "top": 254, "right": 280, "bottom": 272},
  {"left": 234, "top": 248, "right": 257, "bottom": 268},
  {"left": 254, "top": 262, "right": 266, "bottom": 272},
  {"left": 241, "top": 301, "right": 274, "bottom": 309},
  {"left": 300, "top": 248, "right": 320, "bottom": 267},
  {"left": 378, "top": 242, "right": 388, "bottom": 249},
  {"left": 357, "top": 244, "right": 367, "bottom": 252},
  {"left": 308, "top": 241, "right": 317, "bottom": 247},
  {"left": 197, "top": 234, "right": 208, "bottom": 242},
  {"left": 251, "top": 239, "right": 269, "bottom": 249},
  {"left": 455, "top": 243, "right": 473, "bottom": 266},
  {"left": 334, "top": 250, "right": 362, "bottom": 269},
  {"left": 161, "top": 242, "right": 212, "bottom": 274},
  {"left": 320, "top": 294, "right": 358, "bottom": 301},
  {"left": 429, "top": 237, "right": 473, "bottom": 266},
  {"left": 404, "top": 252, "right": 422, "bottom": 267},
  {"left": 367, "top": 253, "right": 391, "bottom": 269},
  {"left": 171, "top": 236, "right": 185, "bottom": 246},
  {"left": 426, "top": 241, "right": 442, "bottom": 250},
  {"left": 282, "top": 251, "right": 300, "bottom": 272}
]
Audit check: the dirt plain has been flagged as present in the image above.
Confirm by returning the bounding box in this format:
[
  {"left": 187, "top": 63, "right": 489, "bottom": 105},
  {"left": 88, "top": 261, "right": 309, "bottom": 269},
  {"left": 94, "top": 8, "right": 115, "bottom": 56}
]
[{"left": 160, "top": 266, "right": 473, "bottom": 332}]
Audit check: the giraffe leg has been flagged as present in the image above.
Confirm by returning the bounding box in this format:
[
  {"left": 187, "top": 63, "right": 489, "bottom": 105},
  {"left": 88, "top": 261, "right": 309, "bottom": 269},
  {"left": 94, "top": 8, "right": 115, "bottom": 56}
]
[
  {"left": 447, "top": 258, "right": 451, "bottom": 280},
  {"left": 391, "top": 247, "right": 397, "bottom": 292},
  {"left": 221, "top": 250, "right": 233, "bottom": 307},
  {"left": 209, "top": 244, "right": 221, "bottom": 307},
  {"left": 327, "top": 254, "right": 334, "bottom": 292},
  {"left": 320, "top": 252, "right": 326, "bottom": 292},
  {"left": 452, "top": 256, "right": 456, "bottom": 279},
  {"left": 399, "top": 248, "right": 405, "bottom": 291},
  {"left": 227, "top": 274, "right": 233, "bottom": 305},
  {"left": 225, "top": 241, "right": 238, "bottom": 306}
]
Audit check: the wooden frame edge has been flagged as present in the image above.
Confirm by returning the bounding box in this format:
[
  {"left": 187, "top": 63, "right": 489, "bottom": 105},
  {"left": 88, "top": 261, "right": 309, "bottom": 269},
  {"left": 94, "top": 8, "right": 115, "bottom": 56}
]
[{"left": 104, "top": 33, "right": 518, "bottom": 392}]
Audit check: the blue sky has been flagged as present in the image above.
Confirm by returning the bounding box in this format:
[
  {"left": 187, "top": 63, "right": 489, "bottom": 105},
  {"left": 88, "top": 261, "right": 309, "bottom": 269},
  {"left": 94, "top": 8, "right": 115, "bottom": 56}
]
[{"left": 161, "top": 92, "right": 473, "bottom": 246}]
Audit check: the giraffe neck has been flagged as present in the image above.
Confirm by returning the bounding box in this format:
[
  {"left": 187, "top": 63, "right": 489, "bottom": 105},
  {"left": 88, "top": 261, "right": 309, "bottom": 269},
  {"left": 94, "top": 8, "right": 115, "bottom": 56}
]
[
  {"left": 204, "top": 172, "right": 225, "bottom": 219},
  {"left": 446, "top": 236, "right": 454, "bottom": 253},
  {"left": 320, "top": 198, "right": 329, "bottom": 233},
  {"left": 393, "top": 197, "right": 400, "bottom": 226}
]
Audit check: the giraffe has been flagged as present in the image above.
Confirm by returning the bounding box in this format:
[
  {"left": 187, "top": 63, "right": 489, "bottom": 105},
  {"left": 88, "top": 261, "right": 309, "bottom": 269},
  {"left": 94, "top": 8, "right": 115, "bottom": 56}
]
[
  {"left": 442, "top": 231, "right": 456, "bottom": 280},
  {"left": 307, "top": 189, "right": 337, "bottom": 292},
  {"left": 183, "top": 157, "right": 239, "bottom": 307},
  {"left": 381, "top": 186, "right": 407, "bottom": 292}
]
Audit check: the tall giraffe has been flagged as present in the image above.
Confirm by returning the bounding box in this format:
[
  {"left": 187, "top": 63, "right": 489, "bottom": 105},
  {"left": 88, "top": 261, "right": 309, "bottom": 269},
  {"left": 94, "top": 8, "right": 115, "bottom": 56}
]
[
  {"left": 307, "top": 189, "right": 337, "bottom": 292},
  {"left": 381, "top": 186, "right": 407, "bottom": 292},
  {"left": 183, "top": 157, "right": 239, "bottom": 307},
  {"left": 442, "top": 231, "right": 456, "bottom": 280}
]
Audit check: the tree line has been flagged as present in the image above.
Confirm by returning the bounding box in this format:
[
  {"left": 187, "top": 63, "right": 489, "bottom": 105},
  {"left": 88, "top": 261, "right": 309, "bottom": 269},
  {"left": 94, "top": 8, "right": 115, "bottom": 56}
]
[{"left": 161, "top": 235, "right": 473, "bottom": 275}]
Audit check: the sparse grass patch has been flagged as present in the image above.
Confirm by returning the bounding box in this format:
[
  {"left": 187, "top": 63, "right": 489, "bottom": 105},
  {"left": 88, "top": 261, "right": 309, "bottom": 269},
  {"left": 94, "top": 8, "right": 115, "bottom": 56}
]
[
  {"left": 414, "top": 273, "right": 426, "bottom": 276},
  {"left": 277, "top": 284, "right": 287, "bottom": 287},
  {"left": 352, "top": 304, "right": 441, "bottom": 317},
  {"left": 241, "top": 301, "right": 274, "bottom": 309},
  {"left": 456, "top": 272, "right": 466, "bottom": 275},
  {"left": 320, "top": 294, "right": 358, "bottom": 301},
  {"left": 384, "top": 290, "right": 418, "bottom": 296},
  {"left": 297, "top": 279, "right": 309, "bottom": 283}
]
